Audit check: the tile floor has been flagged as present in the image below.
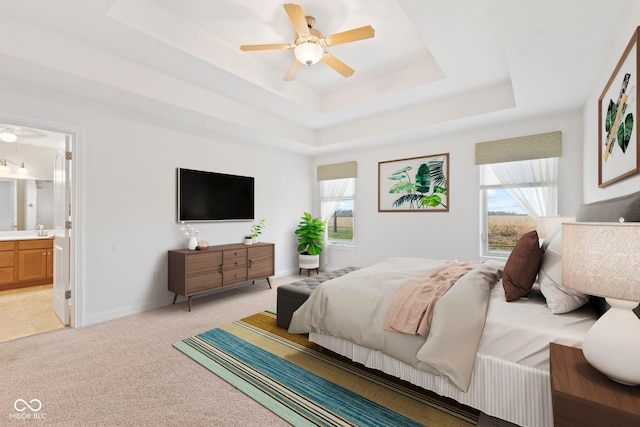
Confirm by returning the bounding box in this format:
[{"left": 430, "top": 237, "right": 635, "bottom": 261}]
[{"left": 0, "top": 284, "right": 65, "bottom": 344}]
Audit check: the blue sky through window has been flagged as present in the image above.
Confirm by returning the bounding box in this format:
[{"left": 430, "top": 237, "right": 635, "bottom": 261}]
[{"left": 487, "top": 189, "right": 525, "bottom": 215}]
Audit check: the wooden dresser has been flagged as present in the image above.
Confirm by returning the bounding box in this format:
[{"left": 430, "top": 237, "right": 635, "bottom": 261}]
[
  {"left": 0, "top": 238, "right": 54, "bottom": 291},
  {"left": 168, "top": 242, "right": 274, "bottom": 311}
]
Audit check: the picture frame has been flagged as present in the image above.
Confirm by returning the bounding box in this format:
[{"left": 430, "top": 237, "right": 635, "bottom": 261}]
[
  {"left": 378, "top": 153, "right": 449, "bottom": 212},
  {"left": 598, "top": 26, "right": 640, "bottom": 188}
]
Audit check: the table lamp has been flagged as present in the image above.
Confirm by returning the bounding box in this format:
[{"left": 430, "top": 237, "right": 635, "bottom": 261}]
[{"left": 562, "top": 221, "right": 640, "bottom": 385}]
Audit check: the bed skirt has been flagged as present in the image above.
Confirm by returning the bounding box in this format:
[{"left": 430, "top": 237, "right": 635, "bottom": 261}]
[{"left": 310, "top": 332, "right": 551, "bottom": 427}]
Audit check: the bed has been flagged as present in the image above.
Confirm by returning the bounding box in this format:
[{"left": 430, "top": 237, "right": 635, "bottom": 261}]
[{"left": 288, "top": 191, "right": 640, "bottom": 427}]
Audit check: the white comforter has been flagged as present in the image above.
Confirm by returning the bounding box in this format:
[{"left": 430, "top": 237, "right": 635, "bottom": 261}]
[{"left": 288, "top": 257, "right": 504, "bottom": 391}]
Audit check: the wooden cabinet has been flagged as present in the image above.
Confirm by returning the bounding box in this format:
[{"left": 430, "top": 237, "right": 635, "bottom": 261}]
[
  {"left": 0, "top": 238, "right": 54, "bottom": 291},
  {"left": 0, "top": 241, "right": 15, "bottom": 286},
  {"left": 550, "top": 343, "right": 640, "bottom": 426},
  {"left": 248, "top": 244, "right": 274, "bottom": 280},
  {"left": 168, "top": 242, "right": 274, "bottom": 311}
]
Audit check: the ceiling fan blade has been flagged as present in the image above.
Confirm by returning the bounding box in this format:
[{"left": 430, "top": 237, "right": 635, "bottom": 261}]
[
  {"left": 240, "top": 43, "right": 293, "bottom": 51},
  {"left": 284, "top": 3, "right": 310, "bottom": 36},
  {"left": 322, "top": 52, "right": 355, "bottom": 78},
  {"left": 283, "top": 59, "right": 302, "bottom": 81},
  {"left": 324, "top": 25, "right": 375, "bottom": 46}
]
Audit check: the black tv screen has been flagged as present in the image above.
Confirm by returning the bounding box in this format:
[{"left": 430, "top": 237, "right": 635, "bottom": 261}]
[{"left": 177, "top": 168, "right": 254, "bottom": 222}]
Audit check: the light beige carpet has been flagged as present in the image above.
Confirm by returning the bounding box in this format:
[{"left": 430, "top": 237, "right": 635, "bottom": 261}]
[{"left": 0, "top": 275, "right": 517, "bottom": 426}]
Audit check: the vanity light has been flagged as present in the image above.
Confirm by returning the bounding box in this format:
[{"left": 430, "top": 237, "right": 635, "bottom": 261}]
[
  {"left": 0, "top": 158, "right": 32, "bottom": 179},
  {"left": 0, "top": 129, "right": 18, "bottom": 143},
  {"left": 0, "top": 159, "right": 10, "bottom": 174},
  {"left": 17, "top": 162, "right": 28, "bottom": 175}
]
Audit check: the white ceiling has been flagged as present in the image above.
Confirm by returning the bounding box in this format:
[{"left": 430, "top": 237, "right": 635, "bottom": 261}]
[{"left": 0, "top": 0, "right": 635, "bottom": 154}]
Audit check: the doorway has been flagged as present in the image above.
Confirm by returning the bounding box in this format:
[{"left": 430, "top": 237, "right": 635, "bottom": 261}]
[{"left": 0, "top": 115, "right": 79, "bottom": 340}]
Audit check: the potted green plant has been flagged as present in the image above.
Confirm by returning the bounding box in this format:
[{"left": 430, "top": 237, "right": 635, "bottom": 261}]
[
  {"left": 249, "top": 219, "right": 266, "bottom": 243},
  {"left": 295, "top": 212, "right": 325, "bottom": 273}
]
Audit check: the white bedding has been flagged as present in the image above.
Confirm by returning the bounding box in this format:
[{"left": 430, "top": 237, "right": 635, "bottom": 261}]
[
  {"left": 289, "top": 257, "right": 504, "bottom": 390},
  {"left": 291, "top": 257, "right": 597, "bottom": 427}
]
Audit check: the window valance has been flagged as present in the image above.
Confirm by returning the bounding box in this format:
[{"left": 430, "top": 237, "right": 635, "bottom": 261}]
[
  {"left": 317, "top": 161, "right": 357, "bottom": 181},
  {"left": 475, "top": 131, "right": 562, "bottom": 165}
]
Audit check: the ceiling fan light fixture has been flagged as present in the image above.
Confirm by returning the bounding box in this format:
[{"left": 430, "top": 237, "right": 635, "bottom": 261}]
[
  {"left": 294, "top": 42, "right": 323, "bottom": 66},
  {"left": 0, "top": 159, "right": 10, "bottom": 174},
  {"left": 0, "top": 129, "right": 17, "bottom": 142}
]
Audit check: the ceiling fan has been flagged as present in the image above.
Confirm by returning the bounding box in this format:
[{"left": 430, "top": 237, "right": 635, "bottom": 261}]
[
  {"left": 240, "top": 3, "right": 375, "bottom": 81},
  {"left": 0, "top": 126, "right": 46, "bottom": 143}
]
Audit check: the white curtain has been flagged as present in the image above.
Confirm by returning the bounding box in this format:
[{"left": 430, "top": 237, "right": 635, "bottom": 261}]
[
  {"left": 320, "top": 178, "right": 354, "bottom": 225},
  {"left": 319, "top": 178, "right": 354, "bottom": 268},
  {"left": 486, "top": 157, "right": 558, "bottom": 220}
]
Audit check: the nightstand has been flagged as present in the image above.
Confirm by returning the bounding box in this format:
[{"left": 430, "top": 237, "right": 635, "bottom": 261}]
[{"left": 550, "top": 342, "right": 640, "bottom": 426}]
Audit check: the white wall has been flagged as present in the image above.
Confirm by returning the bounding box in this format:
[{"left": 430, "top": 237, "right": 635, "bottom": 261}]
[
  {"left": 583, "top": 9, "right": 640, "bottom": 203},
  {"left": 0, "top": 78, "right": 313, "bottom": 326},
  {"left": 314, "top": 111, "right": 584, "bottom": 269}
]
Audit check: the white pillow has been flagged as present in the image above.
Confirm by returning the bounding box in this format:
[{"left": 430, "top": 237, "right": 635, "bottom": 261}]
[
  {"left": 540, "top": 224, "right": 561, "bottom": 254},
  {"left": 539, "top": 229, "right": 590, "bottom": 314}
]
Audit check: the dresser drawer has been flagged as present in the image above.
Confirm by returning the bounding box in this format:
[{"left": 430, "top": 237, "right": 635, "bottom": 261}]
[
  {"left": 223, "top": 248, "right": 247, "bottom": 268},
  {"left": 223, "top": 266, "right": 248, "bottom": 286}
]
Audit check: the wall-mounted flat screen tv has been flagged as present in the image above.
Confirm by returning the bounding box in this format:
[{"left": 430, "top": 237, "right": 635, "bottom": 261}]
[{"left": 177, "top": 168, "right": 254, "bottom": 222}]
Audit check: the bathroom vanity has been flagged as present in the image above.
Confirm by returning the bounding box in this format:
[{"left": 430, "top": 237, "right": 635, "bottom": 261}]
[{"left": 0, "top": 236, "right": 54, "bottom": 291}]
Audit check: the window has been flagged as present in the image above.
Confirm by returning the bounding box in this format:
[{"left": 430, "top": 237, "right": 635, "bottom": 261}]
[
  {"left": 476, "top": 132, "right": 561, "bottom": 257},
  {"left": 479, "top": 158, "right": 557, "bottom": 257},
  {"left": 325, "top": 180, "right": 354, "bottom": 244},
  {"left": 481, "top": 187, "right": 537, "bottom": 255},
  {"left": 318, "top": 162, "right": 357, "bottom": 248}
]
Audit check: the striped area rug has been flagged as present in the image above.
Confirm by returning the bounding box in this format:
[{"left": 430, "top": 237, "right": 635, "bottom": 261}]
[{"left": 173, "top": 310, "right": 480, "bottom": 427}]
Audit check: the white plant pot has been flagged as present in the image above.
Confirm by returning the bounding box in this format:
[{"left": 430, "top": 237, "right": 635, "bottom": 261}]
[
  {"left": 299, "top": 253, "right": 320, "bottom": 270},
  {"left": 244, "top": 237, "right": 253, "bottom": 245}
]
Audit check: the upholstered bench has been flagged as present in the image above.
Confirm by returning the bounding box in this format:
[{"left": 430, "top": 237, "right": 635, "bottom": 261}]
[{"left": 276, "top": 266, "right": 360, "bottom": 329}]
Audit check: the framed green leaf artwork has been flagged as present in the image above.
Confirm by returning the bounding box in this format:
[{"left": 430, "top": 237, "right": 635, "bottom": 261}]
[
  {"left": 378, "top": 153, "right": 449, "bottom": 212},
  {"left": 598, "top": 26, "right": 640, "bottom": 188}
]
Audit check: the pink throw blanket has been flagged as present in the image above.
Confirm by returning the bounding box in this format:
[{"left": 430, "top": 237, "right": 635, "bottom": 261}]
[{"left": 384, "top": 260, "right": 482, "bottom": 337}]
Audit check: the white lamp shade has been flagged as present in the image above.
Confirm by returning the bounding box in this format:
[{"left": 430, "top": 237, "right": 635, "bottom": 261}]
[
  {"left": 294, "top": 42, "right": 323, "bottom": 65},
  {"left": 562, "top": 222, "right": 640, "bottom": 300}
]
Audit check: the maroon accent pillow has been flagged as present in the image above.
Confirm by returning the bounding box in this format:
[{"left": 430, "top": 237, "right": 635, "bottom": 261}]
[{"left": 502, "top": 230, "right": 542, "bottom": 302}]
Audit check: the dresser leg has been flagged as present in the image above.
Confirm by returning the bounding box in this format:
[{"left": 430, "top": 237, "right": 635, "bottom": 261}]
[
  {"left": 266, "top": 277, "right": 272, "bottom": 289},
  {"left": 172, "top": 293, "right": 178, "bottom": 305},
  {"left": 188, "top": 296, "right": 192, "bottom": 312}
]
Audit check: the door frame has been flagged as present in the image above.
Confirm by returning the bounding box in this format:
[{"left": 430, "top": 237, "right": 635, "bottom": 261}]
[{"left": 0, "top": 111, "right": 84, "bottom": 327}]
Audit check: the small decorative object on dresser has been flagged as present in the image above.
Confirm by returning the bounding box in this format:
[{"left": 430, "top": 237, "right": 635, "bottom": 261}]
[
  {"left": 178, "top": 222, "right": 199, "bottom": 250},
  {"left": 248, "top": 219, "right": 266, "bottom": 244}
]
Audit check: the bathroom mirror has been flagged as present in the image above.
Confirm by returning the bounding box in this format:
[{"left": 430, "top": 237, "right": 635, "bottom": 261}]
[{"left": 0, "top": 178, "right": 54, "bottom": 231}]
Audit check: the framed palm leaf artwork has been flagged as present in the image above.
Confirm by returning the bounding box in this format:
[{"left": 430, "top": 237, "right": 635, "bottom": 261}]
[
  {"left": 598, "top": 26, "right": 640, "bottom": 188},
  {"left": 378, "top": 153, "right": 449, "bottom": 212}
]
